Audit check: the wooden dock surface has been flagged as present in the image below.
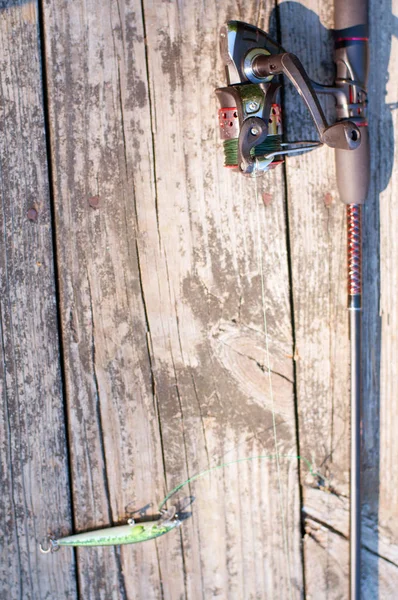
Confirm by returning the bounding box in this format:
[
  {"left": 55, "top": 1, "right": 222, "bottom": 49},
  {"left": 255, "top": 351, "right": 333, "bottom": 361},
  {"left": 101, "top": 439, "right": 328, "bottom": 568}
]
[{"left": 1, "top": 0, "right": 397, "bottom": 598}]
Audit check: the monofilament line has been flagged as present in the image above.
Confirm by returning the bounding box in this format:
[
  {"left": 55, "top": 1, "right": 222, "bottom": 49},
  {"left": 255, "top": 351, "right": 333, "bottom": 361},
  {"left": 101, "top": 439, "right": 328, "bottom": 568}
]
[
  {"left": 158, "top": 454, "right": 320, "bottom": 512},
  {"left": 254, "top": 175, "right": 293, "bottom": 600}
]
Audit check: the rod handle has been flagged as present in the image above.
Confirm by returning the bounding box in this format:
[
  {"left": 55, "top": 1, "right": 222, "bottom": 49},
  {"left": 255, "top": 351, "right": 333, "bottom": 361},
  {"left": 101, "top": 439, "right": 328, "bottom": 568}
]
[{"left": 334, "top": 0, "right": 368, "bottom": 30}]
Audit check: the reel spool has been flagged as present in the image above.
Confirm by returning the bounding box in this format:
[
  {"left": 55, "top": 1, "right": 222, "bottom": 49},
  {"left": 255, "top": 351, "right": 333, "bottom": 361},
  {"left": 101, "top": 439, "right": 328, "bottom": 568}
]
[
  {"left": 218, "top": 98, "right": 283, "bottom": 172},
  {"left": 216, "top": 21, "right": 362, "bottom": 176}
]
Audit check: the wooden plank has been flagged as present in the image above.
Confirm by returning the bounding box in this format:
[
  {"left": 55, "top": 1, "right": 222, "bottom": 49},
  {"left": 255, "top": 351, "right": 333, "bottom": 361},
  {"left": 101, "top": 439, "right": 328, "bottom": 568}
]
[
  {"left": 138, "top": 5, "right": 300, "bottom": 598},
  {"left": 279, "top": 0, "right": 352, "bottom": 597},
  {"left": 0, "top": 1, "right": 76, "bottom": 599},
  {"left": 280, "top": 0, "right": 398, "bottom": 596},
  {"left": 43, "top": 0, "right": 303, "bottom": 597},
  {"left": 41, "top": 1, "right": 166, "bottom": 598},
  {"left": 278, "top": 5, "right": 351, "bottom": 595},
  {"left": 279, "top": 0, "right": 350, "bottom": 492},
  {"left": 123, "top": 0, "right": 303, "bottom": 595},
  {"left": 304, "top": 517, "right": 398, "bottom": 600},
  {"left": 304, "top": 486, "right": 398, "bottom": 565}
]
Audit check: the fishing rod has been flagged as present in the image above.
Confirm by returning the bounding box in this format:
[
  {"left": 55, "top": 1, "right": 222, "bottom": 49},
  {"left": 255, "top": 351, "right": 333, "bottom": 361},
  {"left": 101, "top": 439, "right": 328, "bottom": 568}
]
[
  {"left": 215, "top": 5, "right": 368, "bottom": 598},
  {"left": 335, "top": 4, "right": 369, "bottom": 599}
]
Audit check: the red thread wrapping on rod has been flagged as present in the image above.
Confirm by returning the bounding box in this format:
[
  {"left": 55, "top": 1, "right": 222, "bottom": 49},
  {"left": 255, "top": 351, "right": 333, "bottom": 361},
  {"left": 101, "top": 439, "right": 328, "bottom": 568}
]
[{"left": 347, "top": 204, "right": 362, "bottom": 296}]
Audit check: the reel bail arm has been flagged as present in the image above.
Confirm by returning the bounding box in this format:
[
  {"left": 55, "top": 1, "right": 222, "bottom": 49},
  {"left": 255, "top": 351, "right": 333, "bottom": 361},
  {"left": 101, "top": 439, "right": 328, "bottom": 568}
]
[{"left": 250, "top": 53, "right": 360, "bottom": 150}]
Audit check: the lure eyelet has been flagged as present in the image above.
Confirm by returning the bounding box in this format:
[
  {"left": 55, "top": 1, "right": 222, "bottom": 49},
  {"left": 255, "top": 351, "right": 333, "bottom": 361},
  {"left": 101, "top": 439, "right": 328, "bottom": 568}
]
[{"left": 40, "top": 539, "right": 60, "bottom": 554}]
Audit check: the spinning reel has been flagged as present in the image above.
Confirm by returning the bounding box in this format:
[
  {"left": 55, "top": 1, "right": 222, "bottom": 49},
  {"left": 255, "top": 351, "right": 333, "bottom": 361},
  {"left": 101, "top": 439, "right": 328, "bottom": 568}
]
[{"left": 216, "top": 21, "right": 367, "bottom": 175}]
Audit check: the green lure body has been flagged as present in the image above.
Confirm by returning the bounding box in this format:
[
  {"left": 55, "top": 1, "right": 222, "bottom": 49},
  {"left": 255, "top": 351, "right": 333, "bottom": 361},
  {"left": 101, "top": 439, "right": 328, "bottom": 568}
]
[
  {"left": 56, "top": 519, "right": 180, "bottom": 548},
  {"left": 41, "top": 509, "right": 181, "bottom": 552}
]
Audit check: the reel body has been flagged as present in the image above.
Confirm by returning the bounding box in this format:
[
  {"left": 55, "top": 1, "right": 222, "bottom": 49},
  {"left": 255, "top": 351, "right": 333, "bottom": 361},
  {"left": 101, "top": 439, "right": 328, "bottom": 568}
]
[
  {"left": 216, "top": 21, "right": 364, "bottom": 176},
  {"left": 217, "top": 82, "right": 283, "bottom": 174}
]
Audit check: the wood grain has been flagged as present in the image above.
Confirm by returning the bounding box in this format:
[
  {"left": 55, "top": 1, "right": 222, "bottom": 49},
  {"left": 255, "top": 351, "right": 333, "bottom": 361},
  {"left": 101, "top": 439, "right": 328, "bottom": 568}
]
[
  {"left": 42, "top": 0, "right": 302, "bottom": 597},
  {"left": 41, "top": 1, "right": 167, "bottom": 597},
  {"left": 0, "top": 1, "right": 76, "bottom": 598},
  {"left": 2, "top": 0, "right": 396, "bottom": 597},
  {"left": 139, "top": 2, "right": 302, "bottom": 597}
]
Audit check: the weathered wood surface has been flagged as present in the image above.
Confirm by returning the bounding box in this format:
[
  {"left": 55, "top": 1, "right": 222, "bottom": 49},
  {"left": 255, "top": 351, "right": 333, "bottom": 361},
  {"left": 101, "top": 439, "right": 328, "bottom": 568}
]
[
  {"left": 0, "top": 1, "right": 76, "bottom": 599},
  {"left": 41, "top": 0, "right": 301, "bottom": 598},
  {"left": 280, "top": 2, "right": 352, "bottom": 598},
  {"left": 2, "top": 0, "right": 398, "bottom": 598}
]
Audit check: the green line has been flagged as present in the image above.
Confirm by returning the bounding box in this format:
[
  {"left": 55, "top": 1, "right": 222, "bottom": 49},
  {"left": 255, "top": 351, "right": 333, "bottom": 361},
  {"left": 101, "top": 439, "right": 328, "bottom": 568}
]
[
  {"left": 223, "top": 136, "right": 283, "bottom": 166},
  {"left": 159, "top": 454, "right": 323, "bottom": 511}
]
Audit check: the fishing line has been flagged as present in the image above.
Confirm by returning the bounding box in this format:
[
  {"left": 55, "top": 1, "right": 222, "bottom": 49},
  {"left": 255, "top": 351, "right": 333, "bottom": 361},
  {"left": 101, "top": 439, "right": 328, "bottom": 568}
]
[
  {"left": 223, "top": 136, "right": 283, "bottom": 167},
  {"left": 158, "top": 177, "right": 321, "bottom": 598},
  {"left": 254, "top": 175, "right": 293, "bottom": 600},
  {"left": 158, "top": 453, "right": 322, "bottom": 512}
]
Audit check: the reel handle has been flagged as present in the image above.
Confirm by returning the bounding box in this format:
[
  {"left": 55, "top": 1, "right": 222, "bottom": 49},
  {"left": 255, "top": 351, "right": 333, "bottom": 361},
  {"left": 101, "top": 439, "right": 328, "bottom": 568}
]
[
  {"left": 252, "top": 53, "right": 361, "bottom": 151},
  {"left": 335, "top": 128, "right": 369, "bottom": 204}
]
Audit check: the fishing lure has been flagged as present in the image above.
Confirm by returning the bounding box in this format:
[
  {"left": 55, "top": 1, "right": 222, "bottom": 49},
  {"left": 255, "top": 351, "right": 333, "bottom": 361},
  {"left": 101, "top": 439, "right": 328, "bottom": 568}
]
[
  {"left": 40, "top": 454, "right": 322, "bottom": 553},
  {"left": 40, "top": 507, "right": 181, "bottom": 553}
]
